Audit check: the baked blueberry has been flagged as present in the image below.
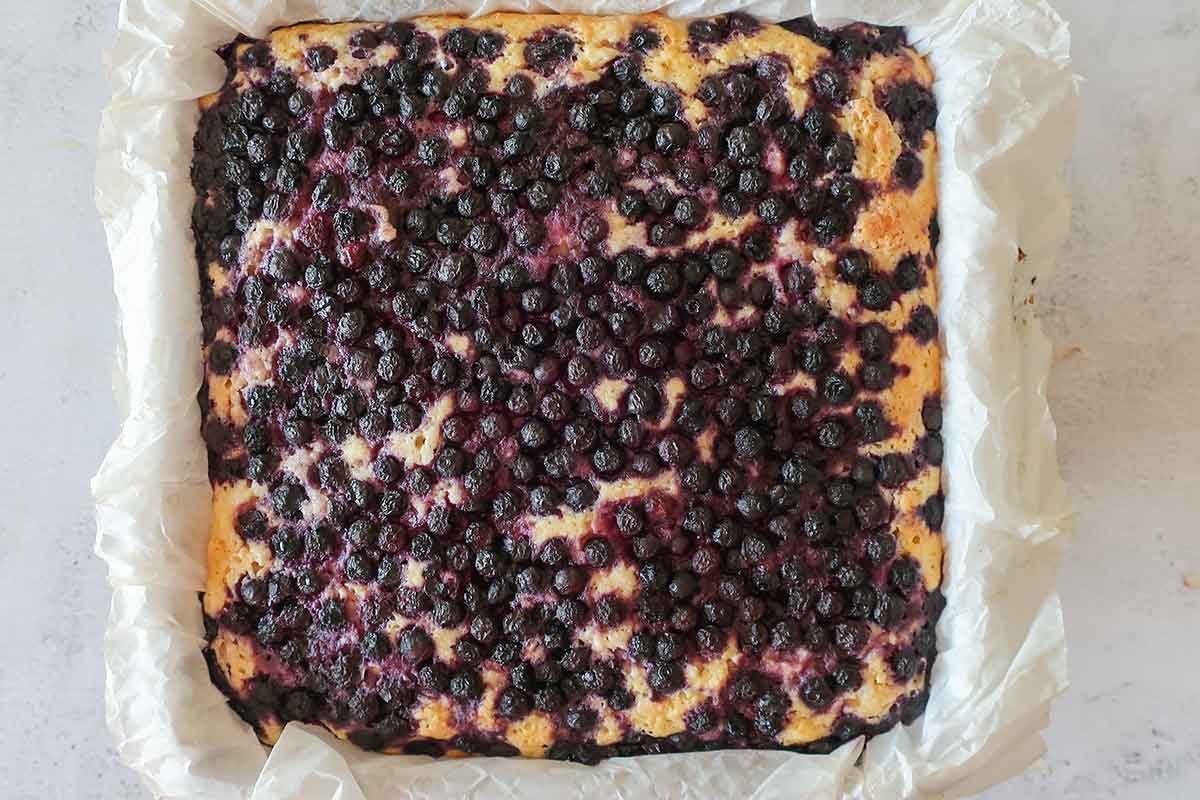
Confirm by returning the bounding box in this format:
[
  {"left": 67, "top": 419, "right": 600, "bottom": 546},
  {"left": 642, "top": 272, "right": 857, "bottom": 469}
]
[
  {"left": 883, "top": 82, "right": 938, "bottom": 147},
  {"left": 647, "top": 661, "right": 684, "bottom": 693},
  {"left": 725, "top": 126, "right": 762, "bottom": 166},
  {"left": 304, "top": 45, "right": 336, "bottom": 71}
]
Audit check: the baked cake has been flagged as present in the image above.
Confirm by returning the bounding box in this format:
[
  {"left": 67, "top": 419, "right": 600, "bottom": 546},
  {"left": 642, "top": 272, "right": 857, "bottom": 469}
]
[{"left": 193, "top": 12, "right": 945, "bottom": 761}]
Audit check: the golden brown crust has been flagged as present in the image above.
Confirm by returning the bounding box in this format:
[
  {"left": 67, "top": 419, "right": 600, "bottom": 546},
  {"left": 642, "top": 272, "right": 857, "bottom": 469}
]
[{"left": 197, "top": 11, "right": 943, "bottom": 760}]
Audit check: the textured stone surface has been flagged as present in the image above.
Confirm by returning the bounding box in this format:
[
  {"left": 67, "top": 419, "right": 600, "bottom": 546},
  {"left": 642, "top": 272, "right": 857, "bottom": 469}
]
[{"left": 0, "top": 0, "right": 1195, "bottom": 797}]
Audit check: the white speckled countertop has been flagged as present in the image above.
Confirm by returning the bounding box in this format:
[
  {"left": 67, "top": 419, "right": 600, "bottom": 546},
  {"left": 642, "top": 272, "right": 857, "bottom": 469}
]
[{"left": 1, "top": 0, "right": 1195, "bottom": 797}]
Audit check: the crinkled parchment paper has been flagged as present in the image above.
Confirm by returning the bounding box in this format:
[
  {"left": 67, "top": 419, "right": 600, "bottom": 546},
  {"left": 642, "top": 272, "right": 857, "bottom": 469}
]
[{"left": 93, "top": 0, "right": 1079, "bottom": 797}]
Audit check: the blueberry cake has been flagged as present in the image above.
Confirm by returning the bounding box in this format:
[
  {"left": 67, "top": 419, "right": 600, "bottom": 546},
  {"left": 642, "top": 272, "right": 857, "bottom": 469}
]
[{"left": 194, "top": 12, "right": 944, "bottom": 761}]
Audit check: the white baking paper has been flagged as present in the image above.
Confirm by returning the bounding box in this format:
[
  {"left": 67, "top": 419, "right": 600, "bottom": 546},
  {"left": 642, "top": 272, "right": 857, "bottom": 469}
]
[{"left": 93, "top": 1, "right": 1079, "bottom": 797}]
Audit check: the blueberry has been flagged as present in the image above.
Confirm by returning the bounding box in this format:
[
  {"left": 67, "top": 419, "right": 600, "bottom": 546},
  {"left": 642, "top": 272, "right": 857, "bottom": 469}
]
[
  {"left": 463, "top": 28, "right": 501, "bottom": 58},
  {"left": 814, "top": 209, "right": 851, "bottom": 245},
  {"left": 872, "top": 591, "right": 909, "bottom": 628},
  {"left": 286, "top": 87, "right": 315, "bottom": 118},
  {"left": 733, "top": 427, "right": 765, "bottom": 460},
  {"left": 333, "top": 207, "right": 364, "bottom": 241},
  {"left": 607, "top": 507, "right": 642, "bottom": 540},
  {"left": 398, "top": 627, "right": 434, "bottom": 663},
  {"left": 715, "top": 467, "right": 745, "bottom": 497},
  {"left": 860, "top": 277, "right": 894, "bottom": 310},
  {"left": 750, "top": 686, "right": 789, "bottom": 736},
  {"left": 580, "top": 663, "right": 616, "bottom": 694},
  {"left": 432, "top": 599, "right": 464, "bottom": 628},
  {"left": 689, "top": 19, "right": 724, "bottom": 44},
  {"left": 449, "top": 669, "right": 483, "bottom": 701},
  {"left": 626, "top": 383, "right": 660, "bottom": 417},
  {"left": 684, "top": 706, "right": 717, "bottom": 735},
  {"left": 441, "top": 27, "right": 477, "bottom": 58},
  {"left": 412, "top": 662, "right": 449, "bottom": 693},
  {"left": 591, "top": 443, "right": 624, "bottom": 475},
  {"left": 686, "top": 503, "right": 710, "bottom": 534},
  {"left": 649, "top": 632, "right": 683, "bottom": 664},
  {"left": 848, "top": 488, "right": 887, "bottom": 528},
  {"left": 708, "top": 246, "right": 745, "bottom": 282},
  {"left": 859, "top": 533, "right": 896, "bottom": 568},
  {"left": 511, "top": 215, "right": 544, "bottom": 250},
  {"left": 820, "top": 372, "right": 855, "bottom": 405},
  {"left": 565, "top": 355, "right": 595, "bottom": 387},
  {"left": 891, "top": 254, "right": 922, "bottom": 291},
  {"left": 524, "top": 32, "right": 576, "bottom": 74},
  {"left": 729, "top": 491, "right": 768, "bottom": 522},
  {"left": 629, "top": 26, "right": 661, "bottom": 52},
  {"left": 415, "top": 136, "right": 448, "bottom": 167},
  {"left": 524, "top": 179, "right": 558, "bottom": 213},
  {"left": 379, "top": 169, "right": 413, "bottom": 201},
  {"left": 908, "top": 305, "right": 939, "bottom": 342},
  {"left": 489, "top": 686, "right": 531, "bottom": 721},
  {"left": 624, "top": 631, "right": 659, "bottom": 664},
  {"left": 603, "top": 190, "right": 644, "bottom": 226},
  {"left": 512, "top": 418, "right": 550, "bottom": 453},
  {"left": 796, "top": 511, "right": 828, "bottom": 545},
  {"left": 825, "top": 135, "right": 856, "bottom": 173},
  {"left": 321, "top": 116, "right": 351, "bottom": 152},
  {"left": 655, "top": 122, "right": 689, "bottom": 154},
  {"left": 386, "top": 57, "right": 417, "bottom": 88},
  {"left": 304, "top": 45, "right": 336, "bottom": 71},
  {"left": 268, "top": 482, "right": 305, "bottom": 520},
  {"left": 333, "top": 89, "right": 367, "bottom": 123},
  {"left": 740, "top": 531, "right": 771, "bottom": 561},
  {"left": 754, "top": 92, "right": 787, "bottom": 124},
  {"left": 889, "top": 557, "right": 921, "bottom": 593},
  {"left": 649, "top": 88, "right": 679, "bottom": 118},
  {"left": 647, "top": 661, "right": 684, "bottom": 693},
  {"left": 719, "top": 191, "right": 750, "bottom": 218},
  {"left": 542, "top": 149, "right": 574, "bottom": 183},
  {"left": 649, "top": 221, "right": 683, "bottom": 247},
  {"left": 492, "top": 488, "right": 524, "bottom": 520},
  {"left": 889, "top": 148, "right": 924, "bottom": 188},
  {"left": 554, "top": 596, "right": 587, "bottom": 627},
  {"left": 829, "top": 175, "right": 865, "bottom": 210},
  {"left": 566, "top": 102, "right": 598, "bottom": 132},
  {"left": 676, "top": 161, "right": 707, "bottom": 188},
  {"left": 345, "top": 551, "right": 376, "bottom": 582},
  {"left": 665, "top": 197, "right": 703, "bottom": 230},
  {"left": 395, "top": 91, "right": 427, "bottom": 123},
  {"left": 564, "top": 480, "right": 597, "bottom": 511},
  {"left": 816, "top": 419, "right": 846, "bottom": 449},
  {"left": 638, "top": 560, "right": 670, "bottom": 593},
  {"left": 614, "top": 250, "right": 647, "bottom": 285},
  {"left": 310, "top": 174, "right": 343, "bottom": 212},
  {"left": 799, "top": 676, "right": 833, "bottom": 710},
  {"left": 463, "top": 224, "right": 501, "bottom": 255},
  {"left": 591, "top": 595, "right": 624, "bottom": 628},
  {"left": 433, "top": 445, "right": 467, "bottom": 479},
  {"left": 811, "top": 67, "right": 849, "bottom": 104},
  {"left": 668, "top": 571, "right": 698, "bottom": 600},
  {"left": 883, "top": 82, "right": 938, "bottom": 147},
  {"left": 862, "top": 360, "right": 895, "bottom": 391},
  {"left": 582, "top": 538, "right": 613, "bottom": 569},
  {"left": 922, "top": 493, "right": 945, "bottom": 531},
  {"left": 639, "top": 339, "right": 670, "bottom": 370},
  {"left": 738, "top": 168, "right": 767, "bottom": 196},
  {"left": 877, "top": 453, "right": 910, "bottom": 486},
  {"left": 889, "top": 647, "right": 922, "bottom": 681},
  {"left": 725, "top": 126, "right": 763, "bottom": 166},
  {"left": 737, "top": 621, "right": 768, "bottom": 652}
]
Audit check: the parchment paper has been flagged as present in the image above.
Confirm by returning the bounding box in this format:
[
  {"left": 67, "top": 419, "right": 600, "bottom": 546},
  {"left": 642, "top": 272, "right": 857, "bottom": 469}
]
[{"left": 93, "top": 1, "right": 1079, "bottom": 797}]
